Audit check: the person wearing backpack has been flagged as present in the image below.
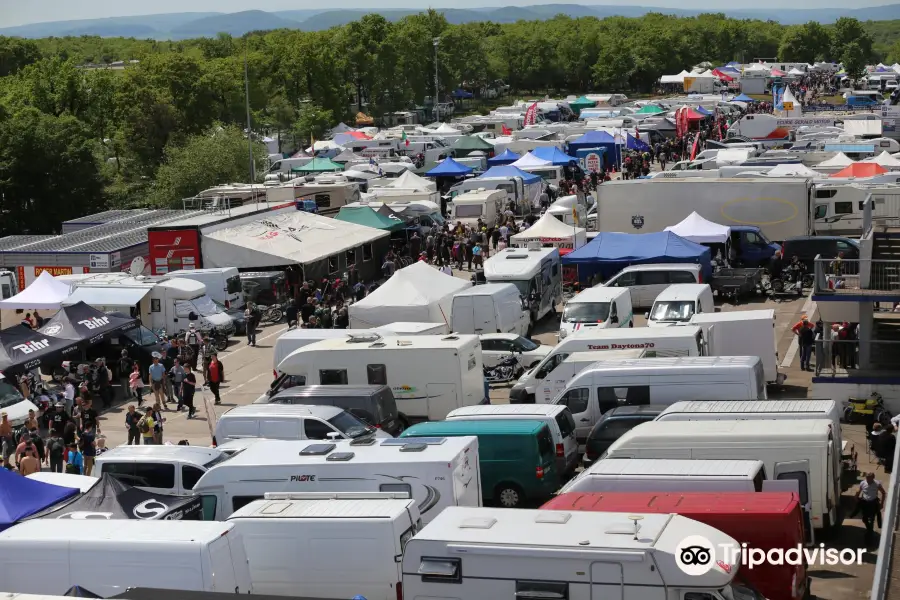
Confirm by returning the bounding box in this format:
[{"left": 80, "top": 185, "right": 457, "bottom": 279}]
[
  {"left": 46, "top": 431, "right": 65, "bottom": 472},
  {"left": 125, "top": 404, "right": 141, "bottom": 445},
  {"left": 65, "top": 442, "right": 83, "bottom": 475},
  {"left": 137, "top": 410, "right": 155, "bottom": 445}
]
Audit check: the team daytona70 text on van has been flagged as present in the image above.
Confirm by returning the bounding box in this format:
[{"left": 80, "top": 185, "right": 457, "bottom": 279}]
[{"left": 588, "top": 342, "right": 656, "bottom": 350}]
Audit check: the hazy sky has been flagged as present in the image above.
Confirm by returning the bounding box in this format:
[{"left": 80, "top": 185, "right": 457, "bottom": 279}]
[{"left": 3, "top": 0, "right": 887, "bottom": 27}]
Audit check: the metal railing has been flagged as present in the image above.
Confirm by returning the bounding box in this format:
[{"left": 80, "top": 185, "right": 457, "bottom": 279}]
[
  {"left": 814, "top": 257, "right": 900, "bottom": 294},
  {"left": 871, "top": 435, "right": 900, "bottom": 600},
  {"left": 812, "top": 339, "right": 900, "bottom": 376}
]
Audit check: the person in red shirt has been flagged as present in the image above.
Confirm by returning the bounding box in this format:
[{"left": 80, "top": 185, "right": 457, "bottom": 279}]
[{"left": 205, "top": 353, "right": 224, "bottom": 405}]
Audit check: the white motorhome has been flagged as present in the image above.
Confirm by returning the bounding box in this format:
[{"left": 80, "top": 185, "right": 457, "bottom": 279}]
[
  {"left": 646, "top": 284, "right": 715, "bottom": 327},
  {"left": 191, "top": 437, "right": 481, "bottom": 522},
  {"left": 685, "top": 309, "right": 781, "bottom": 385},
  {"left": 227, "top": 493, "right": 420, "bottom": 600},
  {"left": 603, "top": 419, "right": 842, "bottom": 534},
  {"left": 402, "top": 507, "right": 747, "bottom": 600},
  {"left": 277, "top": 333, "right": 485, "bottom": 422},
  {"left": 273, "top": 329, "right": 375, "bottom": 374},
  {"left": 167, "top": 267, "right": 244, "bottom": 309},
  {"left": 267, "top": 156, "right": 315, "bottom": 175},
  {"left": 558, "top": 286, "right": 634, "bottom": 339},
  {"left": 448, "top": 176, "right": 539, "bottom": 215},
  {"left": 537, "top": 349, "right": 646, "bottom": 404},
  {"left": 0, "top": 521, "right": 253, "bottom": 596},
  {"left": 483, "top": 247, "right": 562, "bottom": 325},
  {"left": 509, "top": 326, "right": 706, "bottom": 404},
  {"left": 450, "top": 189, "right": 506, "bottom": 228},
  {"left": 266, "top": 179, "right": 362, "bottom": 216},
  {"left": 59, "top": 273, "right": 234, "bottom": 336},
  {"left": 560, "top": 458, "right": 768, "bottom": 494},
  {"left": 451, "top": 283, "right": 528, "bottom": 336}
]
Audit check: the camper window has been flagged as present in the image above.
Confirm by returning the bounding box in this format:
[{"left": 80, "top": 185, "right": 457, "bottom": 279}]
[
  {"left": 151, "top": 299, "right": 161, "bottom": 312},
  {"left": 304, "top": 419, "right": 336, "bottom": 440},
  {"left": 418, "top": 558, "right": 462, "bottom": 583},
  {"left": 753, "top": 468, "right": 766, "bottom": 492},
  {"left": 777, "top": 470, "right": 810, "bottom": 505},
  {"left": 516, "top": 580, "right": 569, "bottom": 600},
  {"left": 1, "top": 283, "right": 11, "bottom": 299},
  {"left": 363, "top": 244, "right": 374, "bottom": 262},
  {"left": 815, "top": 189, "right": 837, "bottom": 199},
  {"left": 328, "top": 256, "right": 339, "bottom": 274},
  {"left": 315, "top": 194, "right": 332, "bottom": 207},
  {"left": 558, "top": 388, "right": 589, "bottom": 413},
  {"left": 367, "top": 364, "right": 387, "bottom": 385},
  {"left": 815, "top": 205, "right": 828, "bottom": 219},
  {"left": 834, "top": 201, "right": 853, "bottom": 215},
  {"left": 346, "top": 249, "right": 357, "bottom": 267},
  {"left": 182, "top": 466, "right": 204, "bottom": 490},
  {"left": 381, "top": 483, "right": 413, "bottom": 496},
  {"left": 320, "top": 369, "right": 349, "bottom": 385},
  {"left": 456, "top": 205, "right": 483, "bottom": 218}
]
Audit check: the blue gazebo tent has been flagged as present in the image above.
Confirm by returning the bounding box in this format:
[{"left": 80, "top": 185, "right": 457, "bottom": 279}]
[
  {"left": 425, "top": 157, "right": 473, "bottom": 177},
  {"left": 531, "top": 146, "right": 578, "bottom": 166},
  {"left": 695, "top": 106, "right": 712, "bottom": 116},
  {"left": 0, "top": 468, "right": 79, "bottom": 531},
  {"left": 561, "top": 231, "right": 712, "bottom": 283},
  {"left": 732, "top": 93, "right": 756, "bottom": 102},
  {"left": 487, "top": 149, "right": 521, "bottom": 166},
  {"left": 479, "top": 165, "right": 541, "bottom": 184},
  {"left": 568, "top": 130, "right": 617, "bottom": 155}
]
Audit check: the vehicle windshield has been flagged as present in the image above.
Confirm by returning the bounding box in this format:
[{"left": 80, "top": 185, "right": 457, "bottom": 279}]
[
  {"left": 455, "top": 204, "right": 483, "bottom": 218},
  {"left": 329, "top": 412, "right": 375, "bottom": 438},
  {"left": 512, "top": 336, "right": 540, "bottom": 351},
  {"left": 563, "top": 302, "right": 611, "bottom": 323},
  {"left": 529, "top": 169, "right": 557, "bottom": 181},
  {"left": 122, "top": 325, "right": 160, "bottom": 347},
  {"left": 649, "top": 300, "right": 695, "bottom": 322},
  {"left": 0, "top": 380, "right": 25, "bottom": 410},
  {"left": 191, "top": 295, "right": 224, "bottom": 317},
  {"left": 430, "top": 212, "right": 446, "bottom": 226},
  {"left": 505, "top": 279, "right": 533, "bottom": 298}
]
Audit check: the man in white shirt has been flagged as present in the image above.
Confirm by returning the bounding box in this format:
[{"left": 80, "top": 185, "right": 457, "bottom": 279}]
[
  {"left": 852, "top": 472, "right": 886, "bottom": 546},
  {"left": 63, "top": 379, "right": 76, "bottom": 414}
]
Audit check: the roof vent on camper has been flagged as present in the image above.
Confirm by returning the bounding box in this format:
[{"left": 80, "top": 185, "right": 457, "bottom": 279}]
[
  {"left": 606, "top": 515, "right": 644, "bottom": 539},
  {"left": 260, "top": 502, "right": 291, "bottom": 515},
  {"left": 350, "top": 437, "right": 377, "bottom": 446},
  {"left": 300, "top": 443, "right": 336, "bottom": 456},
  {"left": 400, "top": 443, "right": 428, "bottom": 452},
  {"left": 535, "top": 512, "right": 572, "bottom": 525},
  {"left": 459, "top": 517, "right": 497, "bottom": 530},
  {"left": 370, "top": 342, "right": 387, "bottom": 348},
  {"left": 326, "top": 452, "right": 355, "bottom": 462},
  {"left": 396, "top": 340, "right": 413, "bottom": 347},
  {"left": 441, "top": 335, "right": 460, "bottom": 341},
  {"left": 382, "top": 437, "right": 447, "bottom": 446},
  {"left": 347, "top": 333, "right": 382, "bottom": 344}
]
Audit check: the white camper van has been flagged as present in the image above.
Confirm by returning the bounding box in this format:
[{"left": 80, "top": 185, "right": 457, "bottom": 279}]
[
  {"left": 537, "top": 349, "right": 646, "bottom": 404},
  {"left": 402, "top": 507, "right": 747, "bottom": 600},
  {"left": 450, "top": 189, "right": 506, "bottom": 228},
  {"left": 483, "top": 247, "right": 562, "bottom": 325},
  {"left": 558, "top": 286, "right": 634, "bottom": 339},
  {"left": 213, "top": 404, "right": 391, "bottom": 445},
  {"left": 603, "top": 419, "right": 841, "bottom": 534},
  {"left": 227, "top": 493, "right": 420, "bottom": 600},
  {"left": 191, "top": 437, "right": 481, "bottom": 522},
  {"left": 0, "top": 521, "right": 253, "bottom": 597},
  {"left": 686, "top": 309, "right": 782, "bottom": 385},
  {"left": 451, "top": 283, "right": 528, "bottom": 336},
  {"left": 277, "top": 333, "right": 486, "bottom": 422},
  {"left": 167, "top": 267, "right": 244, "bottom": 309},
  {"left": 509, "top": 326, "right": 706, "bottom": 404},
  {"left": 560, "top": 458, "right": 768, "bottom": 494},
  {"left": 646, "top": 284, "right": 715, "bottom": 327}
]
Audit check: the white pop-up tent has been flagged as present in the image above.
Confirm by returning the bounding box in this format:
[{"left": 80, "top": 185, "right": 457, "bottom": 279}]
[
  {"left": 511, "top": 212, "right": 587, "bottom": 250},
  {"left": 817, "top": 152, "right": 854, "bottom": 169},
  {"left": 348, "top": 262, "right": 471, "bottom": 328},
  {"left": 510, "top": 152, "right": 552, "bottom": 169},
  {"left": 387, "top": 170, "right": 437, "bottom": 192},
  {"left": 660, "top": 70, "right": 690, "bottom": 84},
  {"left": 664, "top": 211, "right": 731, "bottom": 245},
  {"left": 0, "top": 271, "right": 71, "bottom": 310},
  {"left": 862, "top": 150, "right": 900, "bottom": 169},
  {"left": 766, "top": 163, "right": 819, "bottom": 178}
]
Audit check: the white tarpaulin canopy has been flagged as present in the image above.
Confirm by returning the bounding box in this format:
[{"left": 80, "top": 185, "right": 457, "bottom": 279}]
[
  {"left": 0, "top": 271, "right": 72, "bottom": 310},
  {"left": 348, "top": 262, "right": 471, "bottom": 328},
  {"left": 387, "top": 170, "right": 437, "bottom": 192},
  {"left": 201, "top": 209, "right": 389, "bottom": 269},
  {"left": 766, "top": 163, "right": 819, "bottom": 177},
  {"left": 863, "top": 150, "right": 900, "bottom": 168},
  {"left": 660, "top": 70, "right": 690, "bottom": 83},
  {"left": 432, "top": 123, "right": 462, "bottom": 135},
  {"left": 664, "top": 211, "right": 731, "bottom": 244},
  {"left": 510, "top": 212, "right": 587, "bottom": 249},
  {"left": 817, "top": 152, "right": 854, "bottom": 168},
  {"left": 510, "top": 152, "right": 552, "bottom": 169}
]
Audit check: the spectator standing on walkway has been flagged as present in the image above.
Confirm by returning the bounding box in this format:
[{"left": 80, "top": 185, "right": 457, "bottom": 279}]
[
  {"left": 792, "top": 316, "right": 815, "bottom": 371},
  {"left": 46, "top": 430, "right": 65, "bottom": 472},
  {"left": 205, "top": 353, "right": 224, "bottom": 405},
  {"left": 182, "top": 365, "right": 197, "bottom": 419},
  {"left": 148, "top": 356, "right": 166, "bottom": 407},
  {"left": 125, "top": 405, "right": 141, "bottom": 445},
  {"left": 851, "top": 473, "right": 886, "bottom": 546},
  {"left": 169, "top": 359, "right": 186, "bottom": 411}
]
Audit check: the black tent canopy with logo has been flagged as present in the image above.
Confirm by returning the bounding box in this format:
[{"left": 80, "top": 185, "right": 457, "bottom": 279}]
[
  {"left": 0, "top": 324, "right": 81, "bottom": 375},
  {"left": 40, "top": 301, "right": 138, "bottom": 345},
  {"left": 38, "top": 474, "right": 202, "bottom": 521}
]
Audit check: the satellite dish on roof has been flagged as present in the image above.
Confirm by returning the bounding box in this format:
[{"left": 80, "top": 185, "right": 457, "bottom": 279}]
[{"left": 128, "top": 256, "right": 146, "bottom": 276}]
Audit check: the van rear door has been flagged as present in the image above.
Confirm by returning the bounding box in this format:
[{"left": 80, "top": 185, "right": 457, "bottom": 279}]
[
  {"left": 774, "top": 460, "right": 815, "bottom": 543},
  {"left": 205, "top": 533, "right": 246, "bottom": 593},
  {"left": 473, "top": 294, "right": 497, "bottom": 333},
  {"left": 452, "top": 297, "right": 475, "bottom": 334}
]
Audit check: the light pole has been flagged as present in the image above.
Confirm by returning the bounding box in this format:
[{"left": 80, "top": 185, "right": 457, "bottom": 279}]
[
  {"left": 244, "top": 39, "right": 255, "bottom": 186},
  {"left": 433, "top": 37, "right": 440, "bottom": 122}
]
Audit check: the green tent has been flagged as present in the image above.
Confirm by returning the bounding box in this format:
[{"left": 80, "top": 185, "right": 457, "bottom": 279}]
[
  {"left": 291, "top": 157, "right": 343, "bottom": 173},
  {"left": 334, "top": 206, "right": 406, "bottom": 231},
  {"left": 635, "top": 105, "right": 665, "bottom": 114},
  {"left": 452, "top": 135, "right": 495, "bottom": 158},
  {"left": 569, "top": 96, "right": 597, "bottom": 115}
]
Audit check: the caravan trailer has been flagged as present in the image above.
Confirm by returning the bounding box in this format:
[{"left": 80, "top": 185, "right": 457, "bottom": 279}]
[{"left": 483, "top": 247, "right": 562, "bottom": 325}]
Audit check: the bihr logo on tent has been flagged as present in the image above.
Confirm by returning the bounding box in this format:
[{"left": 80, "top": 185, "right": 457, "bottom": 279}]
[
  {"left": 78, "top": 316, "right": 110, "bottom": 330},
  {"left": 13, "top": 339, "right": 50, "bottom": 354}
]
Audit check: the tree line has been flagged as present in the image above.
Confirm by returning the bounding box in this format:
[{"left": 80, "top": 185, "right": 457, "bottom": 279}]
[{"left": 0, "top": 11, "right": 887, "bottom": 232}]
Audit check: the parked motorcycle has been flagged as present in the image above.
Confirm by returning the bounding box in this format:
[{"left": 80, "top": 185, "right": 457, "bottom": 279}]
[
  {"left": 257, "top": 304, "right": 284, "bottom": 324},
  {"left": 484, "top": 354, "right": 520, "bottom": 384},
  {"left": 200, "top": 327, "right": 229, "bottom": 352},
  {"left": 844, "top": 392, "right": 893, "bottom": 427},
  {"left": 769, "top": 267, "right": 814, "bottom": 296}
]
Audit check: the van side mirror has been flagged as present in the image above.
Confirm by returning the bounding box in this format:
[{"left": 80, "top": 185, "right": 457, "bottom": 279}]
[
  {"left": 188, "top": 312, "right": 198, "bottom": 321},
  {"left": 610, "top": 315, "right": 619, "bottom": 324},
  {"left": 644, "top": 312, "right": 650, "bottom": 320}
]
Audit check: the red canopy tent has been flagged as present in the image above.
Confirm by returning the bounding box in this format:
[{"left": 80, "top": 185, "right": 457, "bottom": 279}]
[
  {"left": 769, "top": 68, "right": 786, "bottom": 77},
  {"left": 683, "top": 108, "right": 706, "bottom": 121},
  {"left": 830, "top": 163, "right": 888, "bottom": 178},
  {"left": 711, "top": 69, "right": 734, "bottom": 82}
]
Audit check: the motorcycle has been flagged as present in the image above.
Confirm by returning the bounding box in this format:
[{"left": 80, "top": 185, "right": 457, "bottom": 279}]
[
  {"left": 484, "top": 353, "right": 520, "bottom": 384},
  {"left": 200, "top": 327, "right": 229, "bottom": 352},
  {"left": 769, "top": 267, "right": 813, "bottom": 296},
  {"left": 844, "top": 392, "right": 893, "bottom": 427},
  {"left": 257, "top": 304, "right": 284, "bottom": 324}
]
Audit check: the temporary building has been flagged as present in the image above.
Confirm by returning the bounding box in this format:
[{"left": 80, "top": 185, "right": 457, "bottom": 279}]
[
  {"left": 0, "top": 270, "right": 71, "bottom": 310},
  {"left": 387, "top": 170, "right": 437, "bottom": 191},
  {"left": 331, "top": 149, "right": 365, "bottom": 164},
  {"left": 452, "top": 135, "right": 495, "bottom": 158},
  {"left": 348, "top": 261, "right": 471, "bottom": 328},
  {"left": 568, "top": 130, "right": 616, "bottom": 153},
  {"left": 334, "top": 206, "right": 406, "bottom": 231},
  {"left": 479, "top": 165, "right": 542, "bottom": 184},
  {"left": 561, "top": 231, "right": 712, "bottom": 283},
  {"left": 660, "top": 70, "right": 690, "bottom": 84},
  {"left": 862, "top": 150, "right": 900, "bottom": 169},
  {"left": 0, "top": 324, "right": 81, "bottom": 375},
  {"left": 664, "top": 211, "right": 731, "bottom": 245},
  {"left": 40, "top": 302, "right": 138, "bottom": 345},
  {"left": 695, "top": 106, "right": 712, "bottom": 116},
  {"left": 830, "top": 162, "right": 887, "bottom": 178},
  {"left": 0, "top": 468, "right": 79, "bottom": 531},
  {"left": 817, "top": 152, "right": 854, "bottom": 168},
  {"left": 568, "top": 96, "right": 598, "bottom": 115},
  {"left": 766, "top": 163, "right": 819, "bottom": 178},
  {"left": 425, "top": 157, "right": 473, "bottom": 177},
  {"left": 510, "top": 152, "right": 552, "bottom": 169},
  {"left": 487, "top": 149, "right": 521, "bottom": 166},
  {"left": 291, "top": 157, "right": 344, "bottom": 173},
  {"left": 531, "top": 146, "right": 578, "bottom": 165},
  {"left": 510, "top": 212, "right": 587, "bottom": 250}
]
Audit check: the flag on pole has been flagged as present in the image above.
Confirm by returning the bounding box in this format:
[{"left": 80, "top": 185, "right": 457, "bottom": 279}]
[
  {"left": 523, "top": 102, "right": 538, "bottom": 126},
  {"left": 401, "top": 130, "right": 409, "bottom": 146},
  {"left": 501, "top": 124, "right": 512, "bottom": 135},
  {"left": 690, "top": 134, "right": 700, "bottom": 161}
]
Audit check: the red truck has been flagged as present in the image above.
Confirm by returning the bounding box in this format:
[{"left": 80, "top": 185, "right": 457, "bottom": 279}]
[{"left": 543, "top": 491, "right": 808, "bottom": 600}]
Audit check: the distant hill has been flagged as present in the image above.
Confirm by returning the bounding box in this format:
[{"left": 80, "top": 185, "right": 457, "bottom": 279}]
[{"left": 5, "top": 5, "right": 900, "bottom": 39}]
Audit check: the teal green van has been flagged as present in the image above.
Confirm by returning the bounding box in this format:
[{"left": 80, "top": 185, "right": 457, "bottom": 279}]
[{"left": 400, "top": 419, "right": 559, "bottom": 508}]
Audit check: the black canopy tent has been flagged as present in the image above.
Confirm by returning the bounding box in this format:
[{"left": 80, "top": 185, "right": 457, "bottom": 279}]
[
  {"left": 0, "top": 324, "right": 81, "bottom": 375},
  {"left": 37, "top": 474, "right": 203, "bottom": 521},
  {"left": 40, "top": 301, "right": 139, "bottom": 345}
]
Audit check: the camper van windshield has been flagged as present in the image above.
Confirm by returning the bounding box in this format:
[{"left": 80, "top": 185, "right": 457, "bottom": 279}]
[
  {"left": 122, "top": 325, "right": 161, "bottom": 347},
  {"left": 529, "top": 169, "right": 558, "bottom": 181},
  {"left": 507, "top": 280, "right": 533, "bottom": 298},
  {"left": 190, "top": 295, "right": 224, "bottom": 317},
  {"left": 455, "top": 204, "right": 483, "bottom": 218},
  {"left": 329, "top": 412, "right": 376, "bottom": 439},
  {"left": 0, "top": 380, "right": 25, "bottom": 410},
  {"left": 649, "top": 300, "right": 695, "bottom": 322},
  {"left": 563, "top": 302, "right": 610, "bottom": 323}
]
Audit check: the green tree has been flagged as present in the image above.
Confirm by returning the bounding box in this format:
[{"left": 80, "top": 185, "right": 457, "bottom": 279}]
[
  {"left": 779, "top": 22, "right": 831, "bottom": 63},
  {"left": 0, "top": 37, "right": 41, "bottom": 77},
  {"left": 292, "top": 103, "right": 334, "bottom": 146},
  {"left": 148, "top": 125, "right": 266, "bottom": 207},
  {"left": 831, "top": 17, "right": 873, "bottom": 63},
  {"left": 842, "top": 41, "right": 870, "bottom": 84}
]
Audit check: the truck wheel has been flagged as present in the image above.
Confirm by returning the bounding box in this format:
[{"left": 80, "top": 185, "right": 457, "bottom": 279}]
[{"left": 496, "top": 483, "right": 525, "bottom": 508}]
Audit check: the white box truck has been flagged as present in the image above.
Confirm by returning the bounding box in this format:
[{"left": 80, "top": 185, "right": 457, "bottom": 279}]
[
  {"left": 277, "top": 333, "right": 486, "bottom": 422},
  {"left": 595, "top": 178, "right": 812, "bottom": 241},
  {"left": 685, "top": 309, "right": 782, "bottom": 385},
  {"left": 0, "top": 520, "right": 253, "bottom": 596},
  {"left": 191, "top": 437, "right": 481, "bottom": 522},
  {"left": 402, "top": 506, "right": 749, "bottom": 600},
  {"left": 451, "top": 283, "right": 528, "bottom": 336},
  {"left": 227, "top": 492, "right": 420, "bottom": 600},
  {"left": 167, "top": 267, "right": 244, "bottom": 309}
]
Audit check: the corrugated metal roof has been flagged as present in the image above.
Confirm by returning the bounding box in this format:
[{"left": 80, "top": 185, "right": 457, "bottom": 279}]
[
  {"left": 62, "top": 209, "right": 152, "bottom": 225},
  {"left": 0, "top": 235, "right": 57, "bottom": 251}
]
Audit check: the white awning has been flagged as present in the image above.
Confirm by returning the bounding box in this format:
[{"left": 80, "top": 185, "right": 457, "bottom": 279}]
[
  {"left": 63, "top": 286, "right": 149, "bottom": 307},
  {"left": 0, "top": 271, "right": 72, "bottom": 310}
]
